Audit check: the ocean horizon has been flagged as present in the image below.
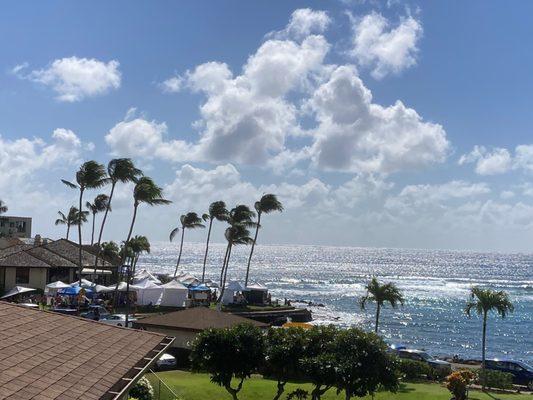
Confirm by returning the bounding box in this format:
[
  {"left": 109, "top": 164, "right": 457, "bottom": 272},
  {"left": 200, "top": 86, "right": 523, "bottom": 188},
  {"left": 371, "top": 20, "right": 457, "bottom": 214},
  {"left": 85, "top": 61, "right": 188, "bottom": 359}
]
[{"left": 137, "top": 241, "right": 533, "bottom": 364}]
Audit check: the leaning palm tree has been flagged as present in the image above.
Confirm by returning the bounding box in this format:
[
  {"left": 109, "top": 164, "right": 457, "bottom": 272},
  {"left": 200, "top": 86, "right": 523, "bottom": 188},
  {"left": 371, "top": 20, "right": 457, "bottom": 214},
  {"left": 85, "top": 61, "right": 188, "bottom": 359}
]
[
  {"left": 360, "top": 277, "right": 404, "bottom": 334},
  {"left": 55, "top": 207, "right": 88, "bottom": 240},
  {"left": 245, "top": 194, "right": 283, "bottom": 286},
  {"left": 465, "top": 287, "right": 514, "bottom": 388},
  {"left": 93, "top": 158, "right": 142, "bottom": 270},
  {"left": 170, "top": 212, "right": 205, "bottom": 277},
  {"left": 0, "top": 200, "right": 7, "bottom": 215},
  {"left": 113, "top": 176, "right": 171, "bottom": 308},
  {"left": 62, "top": 161, "right": 108, "bottom": 285},
  {"left": 200, "top": 201, "right": 229, "bottom": 283},
  {"left": 128, "top": 235, "right": 151, "bottom": 279},
  {"left": 86, "top": 194, "right": 110, "bottom": 245}
]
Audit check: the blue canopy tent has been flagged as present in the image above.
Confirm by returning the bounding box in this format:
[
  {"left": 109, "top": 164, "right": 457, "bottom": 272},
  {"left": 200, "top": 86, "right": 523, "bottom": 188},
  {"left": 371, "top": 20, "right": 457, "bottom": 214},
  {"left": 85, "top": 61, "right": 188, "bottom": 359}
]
[
  {"left": 58, "top": 286, "right": 93, "bottom": 296},
  {"left": 189, "top": 284, "right": 210, "bottom": 291}
]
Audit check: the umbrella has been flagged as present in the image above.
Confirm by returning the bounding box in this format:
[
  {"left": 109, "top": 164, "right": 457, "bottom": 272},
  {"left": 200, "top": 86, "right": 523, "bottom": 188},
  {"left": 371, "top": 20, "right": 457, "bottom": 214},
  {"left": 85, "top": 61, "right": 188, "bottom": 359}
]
[{"left": 1, "top": 286, "right": 37, "bottom": 299}]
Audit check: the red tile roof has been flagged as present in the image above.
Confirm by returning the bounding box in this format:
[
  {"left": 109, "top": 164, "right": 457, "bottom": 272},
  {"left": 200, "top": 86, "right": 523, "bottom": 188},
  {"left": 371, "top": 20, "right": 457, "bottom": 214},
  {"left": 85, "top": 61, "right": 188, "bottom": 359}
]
[{"left": 0, "top": 302, "right": 174, "bottom": 400}]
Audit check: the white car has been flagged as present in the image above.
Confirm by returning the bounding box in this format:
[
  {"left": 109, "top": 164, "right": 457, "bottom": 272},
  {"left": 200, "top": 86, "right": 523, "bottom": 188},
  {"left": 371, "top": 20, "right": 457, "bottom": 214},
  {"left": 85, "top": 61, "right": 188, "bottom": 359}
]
[
  {"left": 156, "top": 353, "right": 177, "bottom": 370},
  {"left": 100, "top": 314, "right": 136, "bottom": 327}
]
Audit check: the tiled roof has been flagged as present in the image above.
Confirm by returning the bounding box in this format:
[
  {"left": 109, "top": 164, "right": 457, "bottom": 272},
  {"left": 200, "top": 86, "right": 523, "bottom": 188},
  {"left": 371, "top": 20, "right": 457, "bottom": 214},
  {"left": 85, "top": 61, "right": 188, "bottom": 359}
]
[
  {"left": 0, "top": 244, "right": 34, "bottom": 259},
  {"left": 43, "top": 240, "right": 114, "bottom": 268},
  {"left": 0, "top": 251, "right": 50, "bottom": 268},
  {"left": 0, "top": 301, "right": 174, "bottom": 400},
  {"left": 133, "top": 307, "right": 269, "bottom": 332}
]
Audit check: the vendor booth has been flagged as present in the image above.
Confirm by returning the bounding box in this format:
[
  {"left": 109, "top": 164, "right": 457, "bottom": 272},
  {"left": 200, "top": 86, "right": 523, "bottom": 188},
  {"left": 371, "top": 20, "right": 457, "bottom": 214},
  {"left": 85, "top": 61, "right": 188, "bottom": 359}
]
[
  {"left": 244, "top": 282, "right": 269, "bottom": 305},
  {"left": 221, "top": 281, "right": 248, "bottom": 305},
  {"left": 132, "top": 278, "right": 164, "bottom": 306},
  {"left": 160, "top": 280, "right": 188, "bottom": 307}
]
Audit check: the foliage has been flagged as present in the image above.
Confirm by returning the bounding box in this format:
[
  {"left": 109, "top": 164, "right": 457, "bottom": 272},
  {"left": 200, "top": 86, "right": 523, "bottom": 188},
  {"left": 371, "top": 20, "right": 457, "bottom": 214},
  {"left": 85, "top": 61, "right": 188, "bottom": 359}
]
[
  {"left": 445, "top": 370, "right": 475, "bottom": 400},
  {"left": 465, "top": 287, "right": 514, "bottom": 319},
  {"left": 129, "top": 377, "right": 154, "bottom": 400},
  {"left": 396, "top": 360, "right": 433, "bottom": 380},
  {"left": 332, "top": 328, "right": 399, "bottom": 399},
  {"left": 190, "top": 323, "right": 265, "bottom": 400},
  {"left": 287, "top": 389, "right": 309, "bottom": 400},
  {"left": 476, "top": 369, "right": 513, "bottom": 390},
  {"left": 360, "top": 277, "right": 404, "bottom": 333}
]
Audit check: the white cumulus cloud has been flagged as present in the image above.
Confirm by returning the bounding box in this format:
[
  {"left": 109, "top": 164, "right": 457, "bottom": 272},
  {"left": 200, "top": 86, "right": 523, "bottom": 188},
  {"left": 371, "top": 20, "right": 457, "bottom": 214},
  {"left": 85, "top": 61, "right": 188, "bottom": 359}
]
[
  {"left": 268, "top": 8, "right": 331, "bottom": 39},
  {"left": 458, "top": 146, "right": 512, "bottom": 175}
]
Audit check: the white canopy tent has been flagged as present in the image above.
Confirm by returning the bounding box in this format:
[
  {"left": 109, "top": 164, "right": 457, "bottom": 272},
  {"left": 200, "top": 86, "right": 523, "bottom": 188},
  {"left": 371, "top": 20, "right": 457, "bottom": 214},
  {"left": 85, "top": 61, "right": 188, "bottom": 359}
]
[
  {"left": 1, "top": 286, "right": 37, "bottom": 299},
  {"left": 222, "top": 281, "right": 248, "bottom": 305},
  {"left": 133, "top": 269, "right": 161, "bottom": 284},
  {"left": 45, "top": 281, "right": 71, "bottom": 294},
  {"left": 71, "top": 278, "right": 94, "bottom": 288},
  {"left": 106, "top": 282, "right": 135, "bottom": 292},
  {"left": 131, "top": 278, "right": 164, "bottom": 305},
  {"left": 175, "top": 273, "right": 199, "bottom": 287},
  {"left": 159, "top": 280, "right": 188, "bottom": 307},
  {"left": 94, "top": 284, "right": 114, "bottom": 293}
]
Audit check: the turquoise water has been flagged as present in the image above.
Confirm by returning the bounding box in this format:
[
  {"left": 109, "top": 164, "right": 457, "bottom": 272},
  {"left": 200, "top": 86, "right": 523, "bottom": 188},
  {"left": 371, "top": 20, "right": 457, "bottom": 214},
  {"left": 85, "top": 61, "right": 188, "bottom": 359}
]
[{"left": 138, "top": 242, "right": 533, "bottom": 363}]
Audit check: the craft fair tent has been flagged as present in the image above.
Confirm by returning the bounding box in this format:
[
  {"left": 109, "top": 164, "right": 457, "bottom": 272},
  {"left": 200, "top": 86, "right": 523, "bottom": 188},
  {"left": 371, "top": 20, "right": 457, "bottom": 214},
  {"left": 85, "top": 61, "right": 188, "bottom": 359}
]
[
  {"left": 132, "top": 278, "right": 164, "bottom": 306},
  {"left": 221, "top": 281, "right": 248, "bottom": 305},
  {"left": 175, "top": 273, "right": 200, "bottom": 287},
  {"left": 107, "top": 282, "right": 135, "bottom": 292},
  {"left": 44, "top": 281, "right": 71, "bottom": 294},
  {"left": 1, "top": 286, "right": 36, "bottom": 299},
  {"left": 160, "top": 280, "right": 188, "bottom": 307},
  {"left": 133, "top": 269, "right": 161, "bottom": 284},
  {"left": 189, "top": 283, "right": 211, "bottom": 302},
  {"left": 244, "top": 282, "right": 269, "bottom": 304},
  {"left": 71, "top": 278, "right": 94, "bottom": 288},
  {"left": 94, "top": 284, "right": 114, "bottom": 293},
  {"left": 204, "top": 279, "right": 219, "bottom": 288},
  {"left": 58, "top": 286, "right": 93, "bottom": 296}
]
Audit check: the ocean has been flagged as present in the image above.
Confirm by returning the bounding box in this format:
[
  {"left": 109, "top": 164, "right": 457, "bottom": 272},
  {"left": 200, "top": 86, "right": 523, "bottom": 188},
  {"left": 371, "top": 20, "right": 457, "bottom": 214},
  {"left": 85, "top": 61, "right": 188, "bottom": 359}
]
[{"left": 137, "top": 242, "right": 533, "bottom": 364}]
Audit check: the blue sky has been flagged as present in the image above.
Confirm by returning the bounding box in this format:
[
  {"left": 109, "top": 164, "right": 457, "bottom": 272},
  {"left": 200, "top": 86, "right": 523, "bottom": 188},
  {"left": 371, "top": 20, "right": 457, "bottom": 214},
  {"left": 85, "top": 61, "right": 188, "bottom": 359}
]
[{"left": 2, "top": 1, "right": 533, "bottom": 251}]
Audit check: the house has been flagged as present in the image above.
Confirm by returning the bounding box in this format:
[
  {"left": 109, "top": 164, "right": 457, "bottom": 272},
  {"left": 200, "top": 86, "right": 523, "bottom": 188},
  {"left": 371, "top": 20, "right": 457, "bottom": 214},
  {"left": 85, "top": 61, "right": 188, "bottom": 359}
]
[
  {"left": 0, "top": 215, "right": 32, "bottom": 238},
  {"left": 133, "top": 307, "right": 269, "bottom": 364},
  {"left": 0, "top": 301, "right": 174, "bottom": 399},
  {"left": 0, "top": 238, "right": 117, "bottom": 293}
]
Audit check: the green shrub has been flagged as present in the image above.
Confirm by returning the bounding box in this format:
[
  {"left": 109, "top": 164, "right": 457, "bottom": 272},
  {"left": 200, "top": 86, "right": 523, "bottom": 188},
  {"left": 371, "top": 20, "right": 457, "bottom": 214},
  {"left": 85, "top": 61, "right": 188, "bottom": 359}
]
[
  {"left": 476, "top": 369, "right": 514, "bottom": 389},
  {"left": 397, "top": 359, "right": 433, "bottom": 380},
  {"left": 446, "top": 370, "right": 476, "bottom": 400},
  {"left": 129, "top": 377, "right": 154, "bottom": 400}
]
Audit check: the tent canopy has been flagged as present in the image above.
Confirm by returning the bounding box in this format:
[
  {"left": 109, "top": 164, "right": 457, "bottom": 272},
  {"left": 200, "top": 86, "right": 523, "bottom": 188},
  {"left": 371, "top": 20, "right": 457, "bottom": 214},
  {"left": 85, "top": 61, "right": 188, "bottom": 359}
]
[
  {"left": 159, "top": 279, "right": 188, "bottom": 307},
  {"left": 1, "top": 286, "right": 36, "bottom": 299},
  {"left": 189, "top": 284, "right": 210, "bottom": 292},
  {"left": 107, "top": 282, "right": 134, "bottom": 292},
  {"left": 161, "top": 280, "right": 188, "bottom": 290},
  {"left": 133, "top": 269, "right": 161, "bottom": 284},
  {"left": 225, "top": 281, "right": 248, "bottom": 292},
  {"left": 46, "top": 281, "right": 71, "bottom": 289},
  {"left": 71, "top": 279, "right": 94, "bottom": 288},
  {"left": 131, "top": 278, "right": 161, "bottom": 290},
  {"left": 58, "top": 286, "right": 93, "bottom": 296},
  {"left": 246, "top": 282, "right": 268, "bottom": 291}
]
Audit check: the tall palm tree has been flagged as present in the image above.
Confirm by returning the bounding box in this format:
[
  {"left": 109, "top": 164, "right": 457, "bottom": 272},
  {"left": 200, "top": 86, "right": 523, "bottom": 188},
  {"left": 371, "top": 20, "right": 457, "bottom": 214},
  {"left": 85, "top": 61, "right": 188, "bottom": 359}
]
[
  {"left": 245, "top": 194, "right": 283, "bottom": 286},
  {"left": 113, "top": 177, "right": 171, "bottom": 308},
  {"left": 86, "top": 194, "right": 110, "bottom": 246},
  {"left": 465, "top": 287, "right": 514, "bottom": 387},
  {"left": 170, "top": 212, "right": 205, "bottom": 277},
  {"left": 93, "top": 158, "right": 142, "bottom": 270},
  {"left": 128, "top": 235, "right": 151, "bottom": 279},
  {"left": 100, "top": 241, "right": 120, "bottom": 267},
  {"left": 0, "top": 200, "right": 7, "bottom": 215},
  {"left": 55, "top": 207, "right": 88, "bottom": 240},
  {"left": 360, "top": 277, "right": 404, "bottom": 333},
  {"left": 62, "top": 161, "right": 108, "bottom": 285},
  {"left": 201, "top": 201, "right": 229, "bottom": 283}
]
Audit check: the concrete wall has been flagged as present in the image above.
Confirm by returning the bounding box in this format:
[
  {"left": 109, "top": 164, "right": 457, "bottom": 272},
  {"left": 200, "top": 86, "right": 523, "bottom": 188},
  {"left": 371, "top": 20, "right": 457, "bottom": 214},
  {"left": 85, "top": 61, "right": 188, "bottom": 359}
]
[
  {"left": 0, "top": 216, "right": 32, "bottom": 238},
  {"left": 3, "top": 267, "right": 47, "bottom": 291},
  {"left": 142, "top": 326, "right": 197, "bottom": 349}
]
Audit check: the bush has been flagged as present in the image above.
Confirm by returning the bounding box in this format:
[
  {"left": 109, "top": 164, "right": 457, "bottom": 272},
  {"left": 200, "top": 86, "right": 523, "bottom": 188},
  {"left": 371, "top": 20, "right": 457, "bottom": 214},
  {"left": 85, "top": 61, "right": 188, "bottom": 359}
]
[
  {"left": 446, "top": 370, "right": 475, "bottom": 400},
  {"left": 397, "top": 359, "right": 433, "bottom": 380},
  {"left": 476, "top": 369, "right": 514, "bottom": 389},
  {"left": 129, "top": 377, "right": 154, "bottom": 400}
]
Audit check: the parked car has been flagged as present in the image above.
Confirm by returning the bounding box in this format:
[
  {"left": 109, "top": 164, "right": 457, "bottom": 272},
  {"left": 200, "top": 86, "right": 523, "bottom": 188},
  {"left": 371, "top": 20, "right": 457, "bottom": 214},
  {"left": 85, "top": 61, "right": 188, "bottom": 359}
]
[
  {"left": 397, "top": 349, "right": 452, "bottom": 374},
  {"left": 485, "top": 359, "right": 533, "bottom": 389},
  {"left": 99, "top": 314, "right": 136, "bottom": 327},
  {"left": 155, "top": 353, "right": 177, "bottom": 370},
  {"left": 80, "top": 305, "right": 110, "bottom": 320}
]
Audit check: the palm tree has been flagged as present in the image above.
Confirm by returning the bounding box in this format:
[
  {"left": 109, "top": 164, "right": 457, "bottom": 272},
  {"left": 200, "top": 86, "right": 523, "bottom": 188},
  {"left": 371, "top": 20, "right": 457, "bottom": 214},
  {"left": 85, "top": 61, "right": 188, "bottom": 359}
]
[
  {"left": 128, "top": 235, "right": 151, "bottom": 279},
  {"left": 100, "top": 241, "right": 120, "bottom": 266},
  {"left": 360, "top": 277, "right": 404, "bottom": 334},
  {"left": 86, "top": 194, "right": 110, "bottom": 246},
  {"left": 0, "top": 200, "right": 7, "bottom": 215},
  {"left": 245, "top": 194, "right": 283, "bottom": 287},
  {"left": 62, "top": 161, "right": 108, "bottom": 285},
  {"left": 113, "top": 177, "right": 171, "bottom": 308},
  {"left": 465, "top": 287, "right": 514, "bottom": 387},
  {"left": 170, "top": 212, "right": 205, "bottom": 277},
  {"left": 201, "top": 201, "right": 229, "bottom": 283},
  {"left": 55, "top": 207, "right": 88, "bottom": 240},
  {"left": 93, "top": 158, "right": 142, "bottom": 269}
]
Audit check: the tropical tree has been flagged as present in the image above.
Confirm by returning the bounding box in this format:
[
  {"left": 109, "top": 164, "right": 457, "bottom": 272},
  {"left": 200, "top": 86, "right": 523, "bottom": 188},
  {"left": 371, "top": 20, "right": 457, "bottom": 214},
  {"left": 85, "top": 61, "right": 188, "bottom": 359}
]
[
  {"left": 113, "top": 177, "right": 171, "bottom": 307},
  {"left": 360, "top": 277, "right": 404, "bottom": 334},
  {"left": 100, "top": 241, "right": 120, "bottom": 266},
  {"left": 201, "top": 201, "right": 229, "bottom": 283},
  {"left": 127, "top": 235, "right": 150, "bottom": 279},
  {"left": 245, "top": 194, "right": 283, "bottom": 287},
  {"left": 62, "top": 161, "right": 108, "bottom": 284},
  {"left": 85, "top": 194, "right": 110, "bottom": 246},
  {"left": 0, "top": 200, "right": 7, "bottom": 215},
  {"left": 465, "top": 287, "right": 514, "bottom": 387},
  {"left": 170, "top": 212, "right": 205, "bottom": 277},
  {"left": 93, "top": 158, "right": 142, "bottom": 273},
  {"left": 55, "top": 207, "right": 88, "bottom": 240}
]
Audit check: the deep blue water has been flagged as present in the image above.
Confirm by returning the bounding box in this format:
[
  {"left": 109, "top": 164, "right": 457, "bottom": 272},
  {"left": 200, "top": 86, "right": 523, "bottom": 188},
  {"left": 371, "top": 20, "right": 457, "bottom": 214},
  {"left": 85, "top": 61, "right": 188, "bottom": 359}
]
[{"left": 138, "top": 242, "right": 533, "bottom": 363}]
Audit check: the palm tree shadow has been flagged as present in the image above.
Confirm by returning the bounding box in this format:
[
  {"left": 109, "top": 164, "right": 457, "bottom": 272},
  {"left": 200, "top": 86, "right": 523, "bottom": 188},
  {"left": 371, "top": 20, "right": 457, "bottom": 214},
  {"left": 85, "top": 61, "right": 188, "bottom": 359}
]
[{"left": 395, "top": 383, "right": 415, "bottom": 393}]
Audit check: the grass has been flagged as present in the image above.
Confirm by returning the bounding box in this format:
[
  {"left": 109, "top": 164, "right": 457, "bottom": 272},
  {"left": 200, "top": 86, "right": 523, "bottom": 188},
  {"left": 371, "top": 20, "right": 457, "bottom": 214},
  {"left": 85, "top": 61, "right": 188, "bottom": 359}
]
[{"left": 147, "top": 370, "right": 531, "bottom": 400}]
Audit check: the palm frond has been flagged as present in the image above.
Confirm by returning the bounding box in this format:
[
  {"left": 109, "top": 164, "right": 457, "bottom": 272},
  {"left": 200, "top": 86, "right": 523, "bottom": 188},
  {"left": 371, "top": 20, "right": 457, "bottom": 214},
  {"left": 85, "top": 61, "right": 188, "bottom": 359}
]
[
  {"left": 61, "top": 179, "right": 78, "bottom": 189},
  {"left": 169, "top": 227, "right": 179, "bottom": 242}
]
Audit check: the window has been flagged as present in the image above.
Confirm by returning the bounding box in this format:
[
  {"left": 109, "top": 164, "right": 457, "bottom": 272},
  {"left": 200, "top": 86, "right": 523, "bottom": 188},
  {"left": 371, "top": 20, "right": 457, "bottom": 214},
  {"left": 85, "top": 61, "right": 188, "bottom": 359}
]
[{"left": 15, "top": 267, "right": 30, "bottom": 284}]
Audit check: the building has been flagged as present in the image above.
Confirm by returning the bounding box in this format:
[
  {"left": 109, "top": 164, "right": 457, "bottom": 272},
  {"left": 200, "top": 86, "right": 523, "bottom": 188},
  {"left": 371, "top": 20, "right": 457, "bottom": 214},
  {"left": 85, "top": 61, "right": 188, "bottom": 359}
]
[
  {"left": 0, "top": 238, "right": 117, "bottom": 294},
  {"left": 0, "top": 301, "right": 174, "bottom": 399},
  {"left": 0, "top": 216, "right": 32, "bottom": 238}
]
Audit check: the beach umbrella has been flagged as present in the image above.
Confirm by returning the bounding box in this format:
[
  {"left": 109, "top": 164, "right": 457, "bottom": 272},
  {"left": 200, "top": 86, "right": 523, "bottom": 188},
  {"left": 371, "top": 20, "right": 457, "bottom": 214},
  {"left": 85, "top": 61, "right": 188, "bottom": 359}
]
[{"left": 1, "top": 286, "right": 37, "bottom": 299}]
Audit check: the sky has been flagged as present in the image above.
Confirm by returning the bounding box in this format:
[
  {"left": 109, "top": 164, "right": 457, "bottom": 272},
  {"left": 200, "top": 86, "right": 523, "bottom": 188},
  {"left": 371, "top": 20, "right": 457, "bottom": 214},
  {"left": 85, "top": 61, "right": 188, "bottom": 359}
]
[{"left": 2, "top": 1, "right": 533, "bottom": 252}]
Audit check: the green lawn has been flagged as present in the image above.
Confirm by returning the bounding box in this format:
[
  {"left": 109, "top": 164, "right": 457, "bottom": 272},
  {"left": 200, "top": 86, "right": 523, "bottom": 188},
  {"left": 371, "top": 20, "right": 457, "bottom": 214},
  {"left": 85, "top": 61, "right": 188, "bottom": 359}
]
[{"left": 147, "top": 370, "right": 531, "bottom": 400}]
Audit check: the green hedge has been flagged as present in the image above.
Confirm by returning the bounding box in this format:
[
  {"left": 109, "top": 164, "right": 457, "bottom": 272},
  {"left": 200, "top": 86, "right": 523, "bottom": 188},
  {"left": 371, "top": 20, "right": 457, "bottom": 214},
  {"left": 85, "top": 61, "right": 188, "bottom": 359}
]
[{"left": 476, "top": 369, "right": 514, "bottom": 389}]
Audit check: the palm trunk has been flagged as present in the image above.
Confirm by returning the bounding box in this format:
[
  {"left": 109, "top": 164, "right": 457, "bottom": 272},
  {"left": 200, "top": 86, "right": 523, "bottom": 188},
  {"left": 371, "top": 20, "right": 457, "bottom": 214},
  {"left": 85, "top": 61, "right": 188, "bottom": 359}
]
[
  {"left": 219, "top": 244, "right": 230, "bottom": 288},
  {"left": 78, "top": 188, "right": 84, "bottom": 286},
  {"left": 113, "top": 202, "right": 138, "bottom": 310},
  {"left": 481, "top": 311, "right": 487, "bottom": 390},
  {"left": 201, "top": 219, "right": 213, "bottom": 283},
  {"left": 219, "top": 243, "right": 233, "bottom": 302},
  {"left": 93, "top": 182, "right": 115, "bottom": 276},
  {"left": 375, "top": 304, "right": 381, "bottom": 334},
  {"left": 90, "top": 212, "right": 96, "bottom": 246},
  {"left": 173, "top": 228, "right": 185, "bottom": 277},
  {"left": 217, "top": 243, "right": 232, "bottom": 304},
  {"left": 66, "top": 224, "right": 70, "bottom": 240},
  {"left": 245, "top": 212, "right": 261, "bottom": 287}
]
